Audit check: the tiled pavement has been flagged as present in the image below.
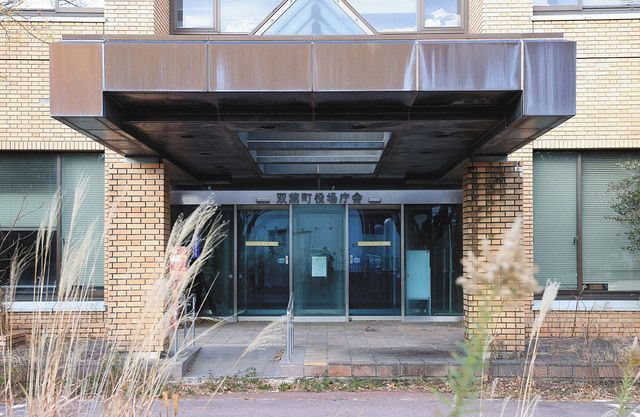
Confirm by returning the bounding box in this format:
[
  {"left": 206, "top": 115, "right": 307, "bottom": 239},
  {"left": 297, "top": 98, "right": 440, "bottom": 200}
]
[{"left": 182, "top": 321, "right": 464, "bottom": 380}]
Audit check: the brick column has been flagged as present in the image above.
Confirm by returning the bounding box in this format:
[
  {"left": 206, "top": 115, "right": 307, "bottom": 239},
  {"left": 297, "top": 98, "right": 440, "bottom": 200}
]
[
  {"left": 104, "top": 152, "right": 170, "bottom": 349},
  {"left": 462, "top": 161, "right": 532, "bottom": 352}
]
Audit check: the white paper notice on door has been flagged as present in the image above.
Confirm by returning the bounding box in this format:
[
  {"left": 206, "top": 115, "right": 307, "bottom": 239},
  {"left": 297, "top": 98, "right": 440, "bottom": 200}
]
[{"left": 311, "top": 256, "right": 327, "bottom": 278}]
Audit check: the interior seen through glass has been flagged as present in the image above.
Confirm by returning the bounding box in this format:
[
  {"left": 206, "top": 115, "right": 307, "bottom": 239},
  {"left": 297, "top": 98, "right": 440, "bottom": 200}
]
[{"left": 171, "top": 203, "right": 463, "bottom": 318}]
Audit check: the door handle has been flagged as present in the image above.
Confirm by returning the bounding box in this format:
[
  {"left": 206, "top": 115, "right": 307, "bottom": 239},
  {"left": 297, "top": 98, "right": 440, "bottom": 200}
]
[
  {"left": 349, "top": 255, "right": 353, "bottom": 264},
  {"left": 285, "top": 255, "right": 289, "bottom": 265}
]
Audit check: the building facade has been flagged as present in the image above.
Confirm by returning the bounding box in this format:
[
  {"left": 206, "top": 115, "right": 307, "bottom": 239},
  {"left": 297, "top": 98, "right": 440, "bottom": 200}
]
[{"left": 0, "top": 0, "right": 638, "bottom": 351}]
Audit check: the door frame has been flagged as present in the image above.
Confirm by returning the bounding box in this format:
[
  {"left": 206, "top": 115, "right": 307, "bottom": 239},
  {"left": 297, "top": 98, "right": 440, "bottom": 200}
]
[
  {"left": 347, "top": 204, "right": 403, "bottom": 320},
  {"left": 235, "top": 204, "right": 290, "bottom": 318}
]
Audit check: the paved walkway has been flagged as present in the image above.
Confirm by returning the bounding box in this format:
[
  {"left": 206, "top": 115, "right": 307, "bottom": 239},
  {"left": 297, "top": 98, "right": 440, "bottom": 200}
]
[{"left": 184, "top": 321, "right": 464, "bottom": 380}]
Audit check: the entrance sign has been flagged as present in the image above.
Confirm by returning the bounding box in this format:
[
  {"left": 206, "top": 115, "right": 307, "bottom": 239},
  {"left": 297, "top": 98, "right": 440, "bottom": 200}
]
[
  {"left": 276, "top": 192, "right": 362, "bottom": 205},
  {"left": 172, "top": 190, "right": 463, "bottom": 206},
  {"left": 311, "top": 256, "right": 328, "bottom": 278}
]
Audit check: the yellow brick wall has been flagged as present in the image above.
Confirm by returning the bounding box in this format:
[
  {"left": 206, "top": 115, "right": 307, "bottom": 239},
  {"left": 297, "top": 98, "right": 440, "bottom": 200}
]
[
  {"left": 9, "top": 311, "right": 107, "bottom": 338},
  {"left": 495, "top": 5, "right": 640, "bottom": 340},
  {"left": 0, "top": 21, "right": 104, "bottom": 152},
  {"left": 532, "top": 19, "right": 640, "bottom": 149},
  {"left": 539, "top": 311, "right": 640, "bottom": 339},
  {"left": 462, "top": 161, "right": 531, "bottom": 352},
  {"left": 154, "top": 0, "right": 172, "bottom": 35},
  {"left": 104, "top": 153, "right": 170, "bottom": 348},
  {"left": 470, "top": 0, "right": 534, "bottom": 33},
  {"left": 105, "top": 0, "right": 170, "bottom": 35}
]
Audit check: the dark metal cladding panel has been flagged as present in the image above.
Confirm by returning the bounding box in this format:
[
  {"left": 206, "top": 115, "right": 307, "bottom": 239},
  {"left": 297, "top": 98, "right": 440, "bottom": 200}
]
[
  {"left": 523, "top": 40, "right": 577, "bottom": 116},
  {"left": 418, "top": 40, "right": 521, "bottom": 91},
  {"left": 209, "top": 43, "right": 312, "bottom": 91},
  {"left": 50, "top": 42, "right": 103, "bottom": 117},
  {"left": 312, "top": 41, "right": 417, "bottom": 91},
  {"left": 104, "top": 42, "right": 208, "bottom": 91}
]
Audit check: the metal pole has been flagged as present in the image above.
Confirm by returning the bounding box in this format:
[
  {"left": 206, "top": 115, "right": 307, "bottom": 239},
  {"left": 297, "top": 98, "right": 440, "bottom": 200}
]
[
  {"left": 192, "top": 294, "right": 197, "bottom": 348},
  {"left": 285, "top": 292, "right": 294, "bottom": 363},
  {"left": 183, "top": 295, "right": 188, "bottom": 346}
]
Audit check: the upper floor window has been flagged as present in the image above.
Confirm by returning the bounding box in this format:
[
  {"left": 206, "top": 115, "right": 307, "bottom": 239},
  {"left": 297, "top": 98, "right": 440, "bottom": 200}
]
[
  {"left": 534, "top": 0, "right": 640, "bottom": 12},
  {"left": 172, "top": 0, "right": 466, "bottom": 34},
  {"left": 17, "top": 0, "right": 104, "bottom": 13}
]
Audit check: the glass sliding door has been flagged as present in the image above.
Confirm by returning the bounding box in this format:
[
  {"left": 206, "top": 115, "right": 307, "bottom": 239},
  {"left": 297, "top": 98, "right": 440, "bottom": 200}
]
[
  {"left": 292, "top": 205, "right": 345, "bottom": 316},
  {"left": 348, "top": 208, "right": 401, "bottom": 316},
  {"left": 238, "top": 208, "right": 289, "bottom": 316},
  {"left": 171, "top": 205, "right": 234, "bottom": 318},
  {"left": 404, "top": 205, "right": 462, "bottom": 316},
  {"left": 200, "top": 206, "right": 234, "bottom": 318}
]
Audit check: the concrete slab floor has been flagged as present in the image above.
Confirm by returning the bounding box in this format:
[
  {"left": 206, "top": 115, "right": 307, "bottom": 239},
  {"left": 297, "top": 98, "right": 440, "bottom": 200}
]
[{"left": 182, "top": 321, "right": 464, "bottom": 380}]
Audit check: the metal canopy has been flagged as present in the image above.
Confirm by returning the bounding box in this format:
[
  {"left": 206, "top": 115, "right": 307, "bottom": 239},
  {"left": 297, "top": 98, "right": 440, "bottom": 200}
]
[{"left": 50, "top": 34, "right": 576, "bottom": 188}]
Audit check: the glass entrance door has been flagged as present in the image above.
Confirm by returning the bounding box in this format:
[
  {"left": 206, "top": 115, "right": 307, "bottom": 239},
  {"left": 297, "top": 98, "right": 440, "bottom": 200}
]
[
  {"left": 292, "top": 205, "right": 346, "bottom": 316},
  {"left": 238, "top": 208, "right": 289, "bottom": 316},
  {"left": 348, "top": 208, "right": 401, "bottom": 316}
]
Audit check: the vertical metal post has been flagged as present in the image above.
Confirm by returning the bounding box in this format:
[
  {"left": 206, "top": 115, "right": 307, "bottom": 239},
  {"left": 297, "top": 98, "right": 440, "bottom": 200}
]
[
  {"left": 191, "top": 294, "right": 197, "bottom": 348},
  {"left": 400, "top": 204, "right": 405, "bottom": 321},
  {"left": 56, "top": 155, "right": 62, "bottom": 296},
  {"left": 183, "top": 295, "right": 188, "bottom": 346},
  {"left": 576, "top": 154, "right": 583, "bottom": 290},
  {"left": 285, "top": 292, "right": 294, "bottom": 363},
  {"left": 233, "top": 204, "right": 238, "bottom": 321},
  {"left": 344, "top": 203, "right": 349, "bottom": 319},
  {"left": 289, "top": 204, "right": 293, "bottom": 299},
  {"left": 173, "top": 299, "right": 179, "bottom": 357}
]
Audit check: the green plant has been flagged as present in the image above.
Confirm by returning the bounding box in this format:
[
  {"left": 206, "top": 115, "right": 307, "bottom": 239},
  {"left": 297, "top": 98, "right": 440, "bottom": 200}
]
[
  {"left": 278, "top": 382, "right": 293, "bottom": 391},
  {"left": 609, "top": 160, "right": 640, "bottom": 253}
]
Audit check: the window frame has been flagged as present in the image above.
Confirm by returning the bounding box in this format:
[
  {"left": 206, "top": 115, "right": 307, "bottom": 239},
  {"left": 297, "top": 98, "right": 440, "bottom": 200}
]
[
  {"left": 533, "top": 0, "right": 640, "bottom": 13},
  {"left": 534, "top": 150, "right": 640, "bottom": 300},
  {"left": 171, "top": 0, "right": 218, "bottom": 34},
  {"left": 0, "top": 152, "right": 105, "bottom": 301},
  {"left": 170, "top": 0, "right": 468, "bottom": 35},
  {"left": 17, "top": 0, "right": 104, "bottom": 14},
  {"left": 419, "top": 0, "right": 467, "bottom": 33}
]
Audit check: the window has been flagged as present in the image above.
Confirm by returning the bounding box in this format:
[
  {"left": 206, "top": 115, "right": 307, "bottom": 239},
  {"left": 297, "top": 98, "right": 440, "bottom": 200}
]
[
  {"left": 17, "top": 0, "right": 55, "bottom": 10},
  {"left": 0, "top": 153, "right": 104, "bottom": 300},
  {"left": 17, "top": 0, "right": 104, "bottom": 12},
  {"left": 533, "top": 151, "right": 640, "bottom": 294},
  {"left": 348, "top": 0, "right": 418, "bottom": 32},
  {"left": 423, "top": 0, "right": 462, "bottom": 28},
  {"left": 175, "top": 0, "right": 214, "bottom": 29},
  {"left": 172, "top": 0, "right": 466, "bottom": 33},
  {"left": 220, "top": 0, "right": 281, "bottom": 33},
  {"left": 263, "top": 0, "right": 367, "bottom": 36},
  {"left": 349, "top": 0, "right": 464, "bottom": 32},
  {"left": 533, "top": 0, "right": 640, "bottom": 11}
]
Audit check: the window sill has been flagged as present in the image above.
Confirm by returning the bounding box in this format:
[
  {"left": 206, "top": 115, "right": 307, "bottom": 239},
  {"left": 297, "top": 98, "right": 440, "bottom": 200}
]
[
  {"left": 5, "top": 301, "right": 106, "bottom": 313},
  {"left": 2, "top": 14, "right": 105, "bottom": 23},
  {"left": 533, "top": 299, "right": 640, "bottom": 312},
  {"left": 532, "top": 11, "right": 640, "bottom": 21}
]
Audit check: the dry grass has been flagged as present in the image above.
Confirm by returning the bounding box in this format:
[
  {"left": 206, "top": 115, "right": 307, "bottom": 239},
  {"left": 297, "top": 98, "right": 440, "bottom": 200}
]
[{"left": 0, "top": 181, "right": 227, "bottom": 417}]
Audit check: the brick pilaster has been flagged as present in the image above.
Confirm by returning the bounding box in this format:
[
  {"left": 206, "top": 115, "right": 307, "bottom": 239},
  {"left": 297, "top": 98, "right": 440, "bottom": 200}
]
[
  {"left": 462, "top": 161, "right": 532, "bottom": 352},
  {"left": 104, "top": 152, "right": 170, "bottom": 349}
]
